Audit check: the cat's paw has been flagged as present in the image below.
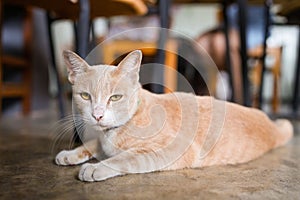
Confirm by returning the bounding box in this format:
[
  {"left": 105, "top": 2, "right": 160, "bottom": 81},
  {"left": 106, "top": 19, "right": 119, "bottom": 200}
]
[
  {"left": 78, "top": 163, "right": 98, "bottom": 182},
  {"left": 78, "top": 163, "right": 121, "bottom": 182},
  {"left": 55, "top": 149, "right": 87, "bottom": 166}
]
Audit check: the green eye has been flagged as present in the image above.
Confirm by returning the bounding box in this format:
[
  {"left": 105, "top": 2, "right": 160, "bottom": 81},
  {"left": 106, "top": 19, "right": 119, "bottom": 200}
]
[
  {"left": 80, "top": 92, "right": 91, "bottom": 100},
  {"left": 109, "top": 94, "right": 123, "bottom": 102}
]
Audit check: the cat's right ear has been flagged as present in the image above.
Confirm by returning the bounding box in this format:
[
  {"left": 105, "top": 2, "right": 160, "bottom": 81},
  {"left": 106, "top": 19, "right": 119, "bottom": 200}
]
[
  {"left": 63, "top": 50, "right": 89, "bottom": 84},
  {"left": 115, "top": 50, "right": 142, "bottom": 84}
]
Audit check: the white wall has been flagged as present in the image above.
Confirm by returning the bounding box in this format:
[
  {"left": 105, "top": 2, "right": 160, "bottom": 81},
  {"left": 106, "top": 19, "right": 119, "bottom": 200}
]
[
  {"left": 268, "top": 26, "right": 299, "bottom": 100},
  {"left": 171, "top": 4, "right": 220, "bottom": 38}
]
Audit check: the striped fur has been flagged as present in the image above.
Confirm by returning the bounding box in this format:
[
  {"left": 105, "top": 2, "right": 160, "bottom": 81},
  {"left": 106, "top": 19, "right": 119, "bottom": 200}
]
[{"left": 56, "top": 50, "right": 293, "bottom": 182}]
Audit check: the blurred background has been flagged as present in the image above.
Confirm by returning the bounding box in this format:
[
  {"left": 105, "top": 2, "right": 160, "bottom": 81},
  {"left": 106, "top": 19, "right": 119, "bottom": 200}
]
[
  {"left": 1, "top": 1, "right": 300, "bottom": 198},
  {"left": 0, "top": 0, "right": 299, "bottom": 125}
]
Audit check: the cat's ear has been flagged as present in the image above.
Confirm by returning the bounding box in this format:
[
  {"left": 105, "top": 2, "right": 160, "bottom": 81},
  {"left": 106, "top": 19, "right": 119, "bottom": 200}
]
[
  {"left": 63, "top": 50, "right": 89, "bottom": 84},
  {"left": 116, "top": 50, "right": 142, "bottom": 76}
]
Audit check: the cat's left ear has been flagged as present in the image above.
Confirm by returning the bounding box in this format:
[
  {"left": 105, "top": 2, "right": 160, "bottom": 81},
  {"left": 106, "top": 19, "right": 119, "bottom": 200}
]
[
  {"left": 116, "top": 50, "right": 142, "bottom": 82},
  {"left": 63, "top": 50, "right": 89, "bottom": 84}
]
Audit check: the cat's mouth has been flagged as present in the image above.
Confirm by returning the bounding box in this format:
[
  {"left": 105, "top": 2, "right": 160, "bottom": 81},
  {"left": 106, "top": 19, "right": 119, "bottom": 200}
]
[
  {"left": 94, "top": 122, "right": 108, "bottom": 127},
  {"left": 93, "top": 121, "right": 111, "bottom": 129},
  {"left": 92, "top": 123, "right": 120, "bottom": 132},
  {"left": 91, "top": 123, "right": 108, "bottom": 131}
]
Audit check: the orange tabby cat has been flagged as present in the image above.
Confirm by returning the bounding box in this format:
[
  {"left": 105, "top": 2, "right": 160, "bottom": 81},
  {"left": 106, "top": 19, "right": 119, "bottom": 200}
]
[{"left": 55, "top": 50, "right": 293, "bottom": 182}]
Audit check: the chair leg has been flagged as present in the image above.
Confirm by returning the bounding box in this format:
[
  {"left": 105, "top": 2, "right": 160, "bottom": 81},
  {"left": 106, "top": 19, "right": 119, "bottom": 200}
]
[
  {"left": 292, "top": 26, "right": 300, "bottom": 114},
  {"left": 0, "top": 62, "right": 2, "bottom": 116},
  {"left": 164, "top": 40, "right": 178, "bottom": 93},
  {"left": 272, "top": 72, "right": 279, "bottom": 113},
  {"left": 153, "top": 0, "right": 170, "bottom": 93},
  {"left": 271, "top": 47, "right": 282, "bottom": 113},
  {"left": 46, "top": 13, "right": 66, "bottom": 118},
  {"left": 22, "top": 94, "right": 30, "bottom": 115},
  {"left": 258, "top": 0, "right": 272, "bottom": 109},
  {"left": 0, "top": 65, "right": 1, "bottom": 113},
  {"left": 22, "top": 65, "right": 31, "bottom": 115},
  {"left": 0, "top": 98, "right": 2, "bottom": 117},
  {"left": 0, "top": 0, "right": 2, "bottom": 116}
]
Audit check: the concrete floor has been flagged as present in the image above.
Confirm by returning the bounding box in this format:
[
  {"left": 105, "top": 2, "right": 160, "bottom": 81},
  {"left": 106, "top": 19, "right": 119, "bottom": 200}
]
[{"left": 0, "top": 111, "right": 300, "bottom": 199}]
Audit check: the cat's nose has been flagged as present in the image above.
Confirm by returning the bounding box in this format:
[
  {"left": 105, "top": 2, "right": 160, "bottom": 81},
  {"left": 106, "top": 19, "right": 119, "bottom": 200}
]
[
  {"left": 92, "top": 114, "right": 103, "bottom": 122},
  {"left": 93, "top": 105, "right": 105, "bottom": 122}
]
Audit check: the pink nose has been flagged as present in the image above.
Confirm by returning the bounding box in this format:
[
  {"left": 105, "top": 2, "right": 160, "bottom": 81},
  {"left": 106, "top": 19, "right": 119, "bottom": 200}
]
[
  {"left": 93, "top": 105, "right": 105, "bottom": 122},
  {"left": 93, "top": 114, "right": 103, "bottom": 122}
]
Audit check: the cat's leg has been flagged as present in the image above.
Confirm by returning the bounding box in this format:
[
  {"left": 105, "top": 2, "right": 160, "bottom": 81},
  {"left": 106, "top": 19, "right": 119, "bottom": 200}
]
[
  {"left": 79, "top": 150, "right": 167, "bottom": 182},
  {"left": 55, "top": 139, "right": 99, "bottom": 166}
]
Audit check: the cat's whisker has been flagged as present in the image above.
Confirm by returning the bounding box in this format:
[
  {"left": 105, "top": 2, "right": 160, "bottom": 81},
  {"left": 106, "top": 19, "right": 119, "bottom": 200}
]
[
  {"left": 50, "top": 114, "right": 88, "bottom": 154},
  {"left": 50, "top": 126, "right": 74, "bottom": 154},
  {"left": 67, "top": 122, "right": 86, "bottom": 150}
]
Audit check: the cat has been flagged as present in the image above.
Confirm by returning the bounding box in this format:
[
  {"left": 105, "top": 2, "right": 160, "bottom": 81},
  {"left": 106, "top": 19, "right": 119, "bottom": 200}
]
[{"left": 55, "top": 50, "right": 293, "bottom": 182}]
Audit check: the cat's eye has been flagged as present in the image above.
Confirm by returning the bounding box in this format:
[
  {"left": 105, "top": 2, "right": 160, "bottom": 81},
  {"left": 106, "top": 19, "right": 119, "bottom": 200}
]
[
  {"left": 80, "top": 92, "right": 91, "bottom": 100},
  {"left": 109, "top": 94, "right": 123, "bottom": 102}
]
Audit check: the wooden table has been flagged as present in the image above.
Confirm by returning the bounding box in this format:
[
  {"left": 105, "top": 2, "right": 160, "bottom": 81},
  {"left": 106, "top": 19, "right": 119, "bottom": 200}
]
[
  {"left": 0, "top": 0, "right": 148, "bottom": 117},
  {"left": 2, "top": 0, "right": 147, "bottom": 56},
  {"left": 2, "top": 0, "right": 147, "bottom": 19}
]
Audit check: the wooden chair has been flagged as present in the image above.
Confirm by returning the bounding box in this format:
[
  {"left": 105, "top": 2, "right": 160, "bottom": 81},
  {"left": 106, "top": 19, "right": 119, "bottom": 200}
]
[
  {"left": 248, "top": 46, "right": 283, "bottom": 113},
  {"left": 102, "top": 39, "right": 178, "bottom": 93},
  {"left": 0, "top": 5, "right": 32, "bottom": 115}
]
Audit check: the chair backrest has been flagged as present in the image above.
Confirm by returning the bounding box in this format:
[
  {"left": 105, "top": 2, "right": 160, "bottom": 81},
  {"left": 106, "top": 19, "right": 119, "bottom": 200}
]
[{"left": 2, "top": 5, "right": 30, "bottom": 57}]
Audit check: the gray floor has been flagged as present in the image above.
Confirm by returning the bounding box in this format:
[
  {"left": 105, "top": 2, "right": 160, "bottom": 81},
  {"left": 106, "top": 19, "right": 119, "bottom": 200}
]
[{"left": 0, "top": 110, "right": 300, "bottom": 199}]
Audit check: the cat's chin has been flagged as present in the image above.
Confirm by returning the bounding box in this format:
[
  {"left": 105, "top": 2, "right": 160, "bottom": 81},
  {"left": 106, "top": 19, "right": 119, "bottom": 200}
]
[
  {"left": 91, "top": 125, "right": 106, "bottom": 131},
  {"left": 91, "top": 123, "right": 114, "bottom": 131}
]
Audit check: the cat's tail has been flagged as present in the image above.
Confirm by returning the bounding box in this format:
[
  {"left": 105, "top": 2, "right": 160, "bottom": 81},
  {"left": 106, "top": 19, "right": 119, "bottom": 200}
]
[{"left": 274, "top": 119, "right": 293, "bottom": 148}]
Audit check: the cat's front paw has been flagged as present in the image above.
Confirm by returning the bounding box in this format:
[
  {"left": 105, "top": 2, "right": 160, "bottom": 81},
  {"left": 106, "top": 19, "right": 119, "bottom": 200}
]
[
  {"left": 78, "top": 163, "right": 98, "bottom": 182},
  {"left": 55, "top": 149, "right": 87, "bottom": 166},
  {"left": 79, "top": 163, "right": 122, "bottom": 182}
]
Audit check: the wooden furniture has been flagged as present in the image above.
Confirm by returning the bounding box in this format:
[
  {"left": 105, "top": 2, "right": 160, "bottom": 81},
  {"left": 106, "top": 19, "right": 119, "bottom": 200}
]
[
  {"left": 2, "top": 0, "right": 147, "bottom": 58},
  {"left": 0, "top": 0, "right": 148, "bottom": 117},
  {"left": 102, "top": 39, "right": 178, "bottom": 93},
  {"left": 0, "top": 5, "right": 32, "bottom": 115},
  {"left": 3, "top": 0, "right": 147, "bottom": 19},
  {"left": 248, "top": 46, "right": 283, "bottom": 113}
]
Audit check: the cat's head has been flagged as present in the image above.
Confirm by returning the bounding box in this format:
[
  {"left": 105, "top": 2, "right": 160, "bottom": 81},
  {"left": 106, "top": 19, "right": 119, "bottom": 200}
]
[{"left": 63, "top": 50, "right": 142, "bottom": 131}]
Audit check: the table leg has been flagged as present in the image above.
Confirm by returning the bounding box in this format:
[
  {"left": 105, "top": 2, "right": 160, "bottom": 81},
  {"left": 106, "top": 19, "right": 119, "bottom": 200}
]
[
  {"left": 222, "top": 1, "right": 235, "bottom": 102},
  {"left": 72, "top": 0, "right": 91, "bottom": 143},
  {"left": 292, "top": 26, "right": 300, "bottom": 115},
  {"left": 153, "top": 0, "right": 170, "bottom": 93},
  {"left": 76, "top": 0, "right": 90, "bottom": 58},
  {"left": 46, "top": 13, "right": 66, "bottom": 118},
  {"left": 237, "top": 0, "right": 251, "bottom": 106}
]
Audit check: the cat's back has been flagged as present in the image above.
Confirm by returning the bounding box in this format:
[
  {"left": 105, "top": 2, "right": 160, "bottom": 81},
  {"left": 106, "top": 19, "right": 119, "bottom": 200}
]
[
  {"left": 151, "top": 91, "right": 215, "bottom": 111},
  {"left": 143, "top": 90, "right": 221, "bottom": 121},
  {"left": 164, "top": 92, "right": 222, "bottom": 118}
]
